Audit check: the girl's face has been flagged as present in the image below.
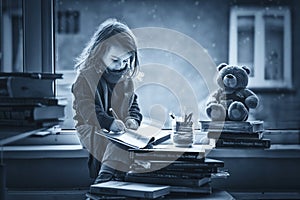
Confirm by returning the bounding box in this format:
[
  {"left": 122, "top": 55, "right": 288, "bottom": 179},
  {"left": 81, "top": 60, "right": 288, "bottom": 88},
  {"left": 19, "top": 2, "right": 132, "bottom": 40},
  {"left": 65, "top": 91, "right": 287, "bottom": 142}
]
[{"left": 102, "top": 44, "right": 133, "bottom": 71}]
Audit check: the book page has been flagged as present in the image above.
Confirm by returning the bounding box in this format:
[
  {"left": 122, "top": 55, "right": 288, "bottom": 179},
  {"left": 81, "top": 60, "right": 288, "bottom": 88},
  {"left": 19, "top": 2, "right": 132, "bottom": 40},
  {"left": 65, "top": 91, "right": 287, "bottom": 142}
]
[{"left": 95, "top": 123, "right": 170, "bottom": 149}]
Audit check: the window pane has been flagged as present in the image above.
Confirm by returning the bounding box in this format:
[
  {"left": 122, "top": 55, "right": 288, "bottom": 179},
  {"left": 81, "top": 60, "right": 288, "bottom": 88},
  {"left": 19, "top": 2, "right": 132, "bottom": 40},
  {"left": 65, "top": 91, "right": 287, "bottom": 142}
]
[
  {"left": 264, "top": 15, "right": 284, "bottom": 80},
  {"left": 1, "top": 0, "right": 23, "bottom": 72},
  {"left": 55, "top": 0, "right": 211, "bottom": 129},
  {"left": 55, "top": 1, "right": 82, "bottom": 129},
  {"left": 237, "top": 16, "right": 255, "bottom": 77}
]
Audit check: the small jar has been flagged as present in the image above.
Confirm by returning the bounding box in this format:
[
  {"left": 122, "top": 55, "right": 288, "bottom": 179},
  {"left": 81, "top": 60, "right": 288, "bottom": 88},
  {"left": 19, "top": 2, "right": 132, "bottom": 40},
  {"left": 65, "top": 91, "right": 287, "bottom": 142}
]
[{"left": 172, "top": 121, "right": 194, "bottom": 147}]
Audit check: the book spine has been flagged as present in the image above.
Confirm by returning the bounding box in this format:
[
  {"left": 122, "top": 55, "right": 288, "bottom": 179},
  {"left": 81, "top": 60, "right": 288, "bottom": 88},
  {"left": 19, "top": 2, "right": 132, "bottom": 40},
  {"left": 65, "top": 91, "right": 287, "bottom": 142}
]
[
  {"left": 155, "top": 162, "right": 224, "bottom": 169},
  {"left": 207, "top": 132, "right": 263, "bottom": 139},
  {"left": 216, "top": 138, "right": 271, "bottom": 148},
  {"left": 132, "top": 159, "right": 224, "bottom": 168},
  {"left": 200, "top": 121, "right": 264, "bottom": 133},
  {"left": 164, "top": 167, "right": 218, "bottom": 174},
  {"left": 130, "top": 165, "right": 218, "bottom": 174},
  {"left": 170, "top": 184, "right": 212, "bottom": 194},
  {"left": 0, "top": 105, "right": 65, "bottom": 121},
  {"left": 0, "top": 72, "right": 63, "bottom": 79},
  {"left": 1, "top": 77, "right": 54, "bottom": 98},
  {"left": 130, "top": 151, "right": 205, "bottom": 161},
  {"left": 128, "top": 170, "right": 210, "bottom": 179},
  {"left": 125, "top": 174, "right": 210, "bottom": 187},
  {"left": 0, "top": 97, "right": 64, "bottom": 106},
  {"left": 0, "top": 107, "right": 33, "bottom": 120}
]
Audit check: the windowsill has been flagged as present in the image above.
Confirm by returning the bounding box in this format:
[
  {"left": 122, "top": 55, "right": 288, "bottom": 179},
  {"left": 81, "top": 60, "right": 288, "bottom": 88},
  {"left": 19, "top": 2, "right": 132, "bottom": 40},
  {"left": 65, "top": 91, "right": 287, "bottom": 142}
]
[
  {"left": 2, "top": 130, "right": 89, "bottom": 159},
  {"left": 207, "top": 144, "right": 300, "bottom": 158},
  {"left": 2, "top": 129, "right": 299, "bottom": 159},
  {"left": 249, "top": 86, "right": 296, "bottom": 93}
]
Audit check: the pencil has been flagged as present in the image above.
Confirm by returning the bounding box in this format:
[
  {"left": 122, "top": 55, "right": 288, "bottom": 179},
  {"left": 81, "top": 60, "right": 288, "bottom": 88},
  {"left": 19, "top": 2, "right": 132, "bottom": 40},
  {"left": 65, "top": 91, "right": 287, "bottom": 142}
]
[{"left": 109, "top": 108, "right": 119, "bottom": 119}]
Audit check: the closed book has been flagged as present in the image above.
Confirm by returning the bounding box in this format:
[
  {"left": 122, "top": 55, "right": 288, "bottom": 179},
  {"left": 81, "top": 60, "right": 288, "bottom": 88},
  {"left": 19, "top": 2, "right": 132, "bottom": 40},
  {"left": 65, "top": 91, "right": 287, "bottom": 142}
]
[
  {"left": 0, "top": 105, "right": 65, "bottom": 121},
  {"left": 129, "top": 144, "right": 209, "bottom": 162},
  {"left": 216, "top": 138, "right": 271, "bottom": 148},
  {"left": 90, "top": 181, "right": 170, "bottom": 199},
  {"left": 0, "top": 97, "right": 68, "bottom": 106},
  {"left": 86, "top": 192, "right": 127, "bottom": 200},
  {"left": 126, "top": 170, "right": 211, "bottom": 179},
  {"left": 0, "top": 119, "right": 62, "bottom": 128},
  {"left": 200, "top": 120, "right": 264, "bottom": 133},
  {"left": 0, "top": 72, "right": 63, "bottom": 79},
  {"left": 130, "top": 151, "right": 205, "bottom": 162},
  {"left": 125, "top": 173, "right": 211, "bottom": 187},
  {"left": 0, "top": 72, "right": 62, "bottom": 98},
  {"left": 131, "top": 164, "right": 218, "bottom": 174},
  {"left": 170, "top": 183, "right": 212, "bottom": 194},
  {"left": 207, "top": 131, "right": 264, "bottom": 139},
  {"left": 131, "top": 158, "right": 223, "bottom": 171}
]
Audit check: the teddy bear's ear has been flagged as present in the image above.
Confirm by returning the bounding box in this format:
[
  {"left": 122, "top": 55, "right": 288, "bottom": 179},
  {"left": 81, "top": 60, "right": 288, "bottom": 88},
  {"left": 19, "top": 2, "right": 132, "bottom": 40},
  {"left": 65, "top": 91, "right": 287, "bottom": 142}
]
[
  {"left": 217, "top": 63, "right": 227, "bottom": 71},
  {"left": 242, "top": 66, "right": 251, "bottom": 75}
]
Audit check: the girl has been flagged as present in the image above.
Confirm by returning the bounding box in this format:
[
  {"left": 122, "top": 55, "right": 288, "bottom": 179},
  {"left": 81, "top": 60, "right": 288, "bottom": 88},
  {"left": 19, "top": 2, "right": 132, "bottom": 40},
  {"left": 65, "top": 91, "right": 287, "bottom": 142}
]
[{"left": 72, "top": 18, "right": 143, "bottom": 183}]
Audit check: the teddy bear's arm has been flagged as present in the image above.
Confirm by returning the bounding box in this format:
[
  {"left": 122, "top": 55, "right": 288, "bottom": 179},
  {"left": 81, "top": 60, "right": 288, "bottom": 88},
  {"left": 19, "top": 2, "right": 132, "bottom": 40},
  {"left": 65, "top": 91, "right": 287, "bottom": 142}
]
[{"left": 243, "top": 88, "right": 259, "bottom": 109}]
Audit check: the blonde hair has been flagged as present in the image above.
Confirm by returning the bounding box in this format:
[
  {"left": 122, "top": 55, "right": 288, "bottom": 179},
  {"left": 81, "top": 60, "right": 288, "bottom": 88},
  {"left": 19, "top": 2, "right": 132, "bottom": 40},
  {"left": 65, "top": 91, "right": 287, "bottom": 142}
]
[{"left": 75, "top": 18, "right": 139, "bottom": 78}]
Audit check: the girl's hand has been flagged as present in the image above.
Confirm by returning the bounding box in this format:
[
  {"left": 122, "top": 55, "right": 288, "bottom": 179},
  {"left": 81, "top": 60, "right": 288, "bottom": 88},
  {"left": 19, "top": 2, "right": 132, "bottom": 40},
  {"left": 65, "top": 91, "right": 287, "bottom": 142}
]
[
  {"left": 125, "top": 119, "right": 139, "bottom": 130},
  {"left": 110, "top": 119, "right": 126, "bottom": 132}
]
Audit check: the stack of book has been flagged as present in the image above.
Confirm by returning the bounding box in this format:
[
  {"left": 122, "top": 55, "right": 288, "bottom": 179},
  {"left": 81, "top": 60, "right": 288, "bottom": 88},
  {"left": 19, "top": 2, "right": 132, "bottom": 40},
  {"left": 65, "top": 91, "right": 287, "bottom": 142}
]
[
  {"left": 89, "top": 128, "right": 228, "bottom": 198},
  {"left": 123, "top": 146, "right": 228, "bottom": 195},
  {"left": 200, "top": 120, "right": 271, "bottom": 148},
  {"left": 0, "top": 72, "right": 66, "bottom": 128}
]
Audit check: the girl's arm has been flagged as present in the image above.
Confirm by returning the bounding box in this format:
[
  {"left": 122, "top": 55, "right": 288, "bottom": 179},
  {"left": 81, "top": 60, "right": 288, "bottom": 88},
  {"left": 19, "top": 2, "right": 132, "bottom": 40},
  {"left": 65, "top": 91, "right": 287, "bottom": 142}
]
[
  {"left": 126, "top": 94, "right": 143, "bottom": 125},
  {"left": 72, "top": 76, "right": 114, "bottom": 130}
]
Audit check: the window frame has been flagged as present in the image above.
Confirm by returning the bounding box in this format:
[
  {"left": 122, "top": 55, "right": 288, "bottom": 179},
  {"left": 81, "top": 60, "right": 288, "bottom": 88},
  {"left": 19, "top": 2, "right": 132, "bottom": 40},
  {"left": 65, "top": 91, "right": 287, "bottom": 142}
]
[
  {"left": 23, "top": 0, "right": 54, "bottom": 73},
  {"left": 0, "top": 0, "right": 54, "bottom": 73},
  {"left": 229, "top": 6, "right": 292, "bottom": 89}
]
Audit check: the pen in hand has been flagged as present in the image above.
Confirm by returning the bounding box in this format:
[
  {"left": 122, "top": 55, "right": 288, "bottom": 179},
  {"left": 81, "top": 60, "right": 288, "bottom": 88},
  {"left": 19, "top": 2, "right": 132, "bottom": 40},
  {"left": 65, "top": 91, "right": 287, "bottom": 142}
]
[
  {"left": 109, "top": 108, "right": 119, "bottom": 119},
  {"left": 109, "top": 108, "right": 126, "bottom": 133}
]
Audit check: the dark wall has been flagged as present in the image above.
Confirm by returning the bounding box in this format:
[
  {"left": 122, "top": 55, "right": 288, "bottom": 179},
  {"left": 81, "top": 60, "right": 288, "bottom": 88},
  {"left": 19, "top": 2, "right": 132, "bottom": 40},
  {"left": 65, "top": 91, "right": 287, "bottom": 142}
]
[
  {"left": 57, "top": 0, "right": 300, "bottom": 129},
  {"left": 227, "top": 0, "right": 300, "bottom": 129}
]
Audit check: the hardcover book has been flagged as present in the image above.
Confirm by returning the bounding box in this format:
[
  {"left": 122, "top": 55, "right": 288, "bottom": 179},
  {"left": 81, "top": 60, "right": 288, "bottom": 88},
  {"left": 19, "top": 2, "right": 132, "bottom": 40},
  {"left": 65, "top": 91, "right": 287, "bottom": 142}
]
[
  {"left": 90, "top": 181, "right": 170, "bottom": 199},
  {"left": 125, "top": 173, "right": 211, "bottom": 187},
  {"left": 216, "top": 138, "right": 271, "bottom": 148},
  {"left": 0, "top": 73, "right": 62, "bottom": 98},
  {"left": 0, "top": 97, "right": 68, "bottom": 106},
  {"left": 207, "top": 131, "right": 264, "bottom": 139},
  {"left": 86, "top": 192, "right": 127, "bottom": 200},
  {"left": 131, "top": 158, "right": 224, "bottom": 171},
  {"left": 126, "top": 169, "right": 211, "bottom": 179},
  {"left": 130, "top": 163, "right": 219, "bottom": 174},
  {"left": 200, "top": 120, "right": 264, "bottom": 133},
  {"left": 170, "top": 183, "right": 212, "bottom": 194},
  {"left": 0, "top": 105, "right": 65, "bottom": 121}
]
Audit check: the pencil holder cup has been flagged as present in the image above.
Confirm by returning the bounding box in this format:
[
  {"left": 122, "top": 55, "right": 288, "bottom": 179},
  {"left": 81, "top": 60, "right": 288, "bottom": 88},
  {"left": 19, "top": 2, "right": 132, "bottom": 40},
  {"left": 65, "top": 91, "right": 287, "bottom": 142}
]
[{"left": 171, "top": 121, "right": 194, "bottom": 147}]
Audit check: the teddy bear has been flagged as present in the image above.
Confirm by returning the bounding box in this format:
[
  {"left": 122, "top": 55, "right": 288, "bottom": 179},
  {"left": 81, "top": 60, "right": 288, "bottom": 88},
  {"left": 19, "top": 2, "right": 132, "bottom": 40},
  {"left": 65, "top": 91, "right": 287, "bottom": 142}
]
[{"left": 206, "top": 63, "right": 259, "bottom": 121}]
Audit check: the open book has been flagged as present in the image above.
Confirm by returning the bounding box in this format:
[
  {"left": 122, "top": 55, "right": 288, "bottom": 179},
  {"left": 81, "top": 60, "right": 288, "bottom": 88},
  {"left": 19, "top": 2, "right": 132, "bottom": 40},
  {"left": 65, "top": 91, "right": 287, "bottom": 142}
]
[{"left": 95, "top": 123, "right": 171, "bottom": 149}]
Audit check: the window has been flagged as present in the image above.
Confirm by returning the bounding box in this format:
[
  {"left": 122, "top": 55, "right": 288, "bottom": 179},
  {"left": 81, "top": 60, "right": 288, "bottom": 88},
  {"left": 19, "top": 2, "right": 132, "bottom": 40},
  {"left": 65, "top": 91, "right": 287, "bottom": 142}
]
[
  {"left": 0, "top": 0, "right": 23, "bottom": 72},
  {"left": 54, "top": 0, "right": 215, "bottom": 129},
  {"left": 57, "top": 10, "right": 80, "bottom": 34},
  {"left": 229, "top": 7, "right": 292, "bottom": 89}
]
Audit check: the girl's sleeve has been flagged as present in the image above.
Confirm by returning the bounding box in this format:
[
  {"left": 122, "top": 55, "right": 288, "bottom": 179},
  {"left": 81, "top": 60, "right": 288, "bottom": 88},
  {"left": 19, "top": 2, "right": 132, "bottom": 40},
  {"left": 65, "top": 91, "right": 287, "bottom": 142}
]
[
  {"left": 127, "top": 94, "right": 143, "bottom": 125},
  {"left": 72, "top": 76, "right": 114, "bottom": 130}
]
